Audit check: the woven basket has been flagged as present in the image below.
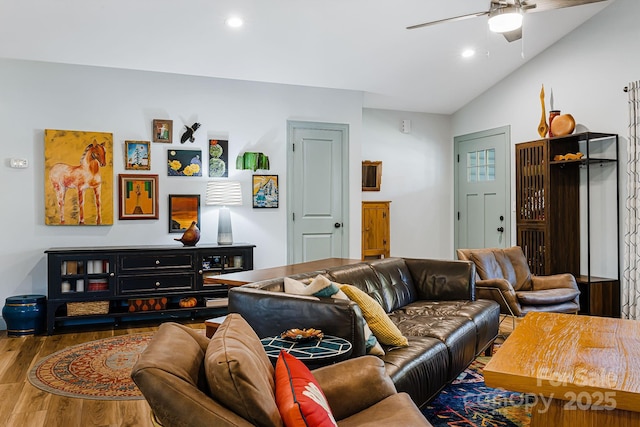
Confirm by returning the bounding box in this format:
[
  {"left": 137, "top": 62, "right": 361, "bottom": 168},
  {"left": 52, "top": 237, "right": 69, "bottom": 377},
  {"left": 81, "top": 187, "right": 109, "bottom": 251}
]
[{"left": 67, "top": 301, "right": 109, "bottom": 317}]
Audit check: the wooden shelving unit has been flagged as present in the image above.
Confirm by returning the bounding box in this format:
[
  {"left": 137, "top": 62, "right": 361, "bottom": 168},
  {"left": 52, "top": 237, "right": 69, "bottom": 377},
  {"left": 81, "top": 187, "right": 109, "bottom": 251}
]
[{"left": 515, "top": 132, "right": 619, "bottom": 317}]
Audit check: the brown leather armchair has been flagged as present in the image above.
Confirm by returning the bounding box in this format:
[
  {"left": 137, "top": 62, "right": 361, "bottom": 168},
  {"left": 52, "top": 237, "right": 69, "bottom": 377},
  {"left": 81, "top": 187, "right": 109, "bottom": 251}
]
[{"left": 456, "top": 246, "right": 580, "bottom": 317}]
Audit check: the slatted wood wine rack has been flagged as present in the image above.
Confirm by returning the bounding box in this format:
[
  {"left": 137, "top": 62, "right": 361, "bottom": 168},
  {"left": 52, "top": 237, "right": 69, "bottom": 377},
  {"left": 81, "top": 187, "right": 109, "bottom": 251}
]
[{"left": 515, "top": 136, "right": 580, "bottom": 276}]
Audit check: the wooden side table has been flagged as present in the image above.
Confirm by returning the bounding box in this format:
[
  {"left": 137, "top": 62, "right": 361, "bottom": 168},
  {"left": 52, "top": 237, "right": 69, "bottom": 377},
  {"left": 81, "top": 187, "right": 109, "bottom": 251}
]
[
  {"left": 205, "top": 315, "right": 227, "bottom": 338},
  {"left": 576, "top": 275, "right": 620, "bottom": 317}
]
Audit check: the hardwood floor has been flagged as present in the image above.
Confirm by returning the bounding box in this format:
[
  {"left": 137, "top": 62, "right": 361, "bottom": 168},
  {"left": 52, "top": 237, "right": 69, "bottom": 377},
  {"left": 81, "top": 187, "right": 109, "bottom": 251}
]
[
  {"left": 0, "top": 315, "right": 518, "bottom": 427},
  {"left": 0, "top": 320, "right": 206, "bottom": 427}
]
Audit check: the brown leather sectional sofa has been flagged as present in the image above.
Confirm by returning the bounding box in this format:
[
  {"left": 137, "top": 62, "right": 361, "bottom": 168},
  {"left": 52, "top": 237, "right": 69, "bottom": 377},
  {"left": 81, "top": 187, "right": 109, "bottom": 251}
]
[{"left": 229, "top": 257, "right": 501, "bottom": 408}]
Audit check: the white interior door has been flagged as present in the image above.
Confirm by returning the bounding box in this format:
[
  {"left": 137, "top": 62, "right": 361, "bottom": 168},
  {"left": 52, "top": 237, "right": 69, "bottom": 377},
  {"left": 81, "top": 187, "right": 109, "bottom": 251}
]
[
  {"left": 454, "top": 126, "right": 510, "bottom": 251},
  {"left": 287, "top": 121, "right": 349, "bottom": 263}
]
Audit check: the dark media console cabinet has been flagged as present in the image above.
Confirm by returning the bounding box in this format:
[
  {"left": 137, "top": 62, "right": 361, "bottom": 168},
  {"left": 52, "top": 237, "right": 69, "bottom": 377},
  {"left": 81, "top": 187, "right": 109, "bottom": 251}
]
[{"left": 45, "top": 244, "right": 254, "bottom": 334}]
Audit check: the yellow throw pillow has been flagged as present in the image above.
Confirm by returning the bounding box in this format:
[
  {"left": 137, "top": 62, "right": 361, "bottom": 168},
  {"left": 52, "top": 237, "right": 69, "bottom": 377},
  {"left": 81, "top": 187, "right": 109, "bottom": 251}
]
[{"left": 338, "top": 284, "right": 409, "bottom": 347}]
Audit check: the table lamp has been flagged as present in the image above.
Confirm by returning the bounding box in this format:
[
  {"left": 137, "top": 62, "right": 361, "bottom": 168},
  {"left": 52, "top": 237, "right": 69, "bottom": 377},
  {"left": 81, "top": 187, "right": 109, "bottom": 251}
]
[{"left": 206, "top": 181, "right": 242, "bottom": 245}]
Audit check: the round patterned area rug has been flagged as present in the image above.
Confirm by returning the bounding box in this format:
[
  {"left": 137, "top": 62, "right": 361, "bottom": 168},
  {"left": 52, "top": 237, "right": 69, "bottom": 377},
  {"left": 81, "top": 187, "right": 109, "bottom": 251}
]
[{"left": 28, "top": 333, "right": 154, "bottom": 400}]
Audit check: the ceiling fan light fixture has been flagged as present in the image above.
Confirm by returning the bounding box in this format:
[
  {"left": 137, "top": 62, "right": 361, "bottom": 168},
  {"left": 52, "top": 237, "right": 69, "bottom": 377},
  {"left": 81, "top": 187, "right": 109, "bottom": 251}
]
[{"left": 488, "top": 5, "right": 523, "bottom": 33}]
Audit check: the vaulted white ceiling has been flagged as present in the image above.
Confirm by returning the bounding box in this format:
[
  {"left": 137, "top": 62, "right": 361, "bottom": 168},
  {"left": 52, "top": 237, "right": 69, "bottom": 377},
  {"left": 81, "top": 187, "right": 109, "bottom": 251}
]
[{"left": 0, "top": 0, "right": 613, "bottom": 114}]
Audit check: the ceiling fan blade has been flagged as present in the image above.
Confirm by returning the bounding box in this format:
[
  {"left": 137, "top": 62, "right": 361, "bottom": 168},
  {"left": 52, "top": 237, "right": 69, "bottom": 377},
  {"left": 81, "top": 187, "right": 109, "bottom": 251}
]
[
  {"left": 406, "top": 10, "right": 489, "bottom": 30},
  {"left": 502, "top": 27, "right": 523, "bottom": 42},
  {"left": 523, "top": 0, "right": 608, "bottom": 13}
]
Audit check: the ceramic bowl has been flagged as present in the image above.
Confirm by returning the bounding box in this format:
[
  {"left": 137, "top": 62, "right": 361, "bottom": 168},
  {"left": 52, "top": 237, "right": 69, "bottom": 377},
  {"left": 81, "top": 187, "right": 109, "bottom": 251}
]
[{"left": 551, "top": 114, "right": 576, "bottom": 137}]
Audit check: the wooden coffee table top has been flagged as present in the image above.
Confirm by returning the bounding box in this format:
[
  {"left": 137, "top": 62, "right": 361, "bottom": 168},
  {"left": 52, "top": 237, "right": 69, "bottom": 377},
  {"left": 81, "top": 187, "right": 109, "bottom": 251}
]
[
  {"left": 484, "top": 312, "right": 640, "bottom": 413},
  {"left": 203, "top": 258, "right": 362, "bottom": 286}
]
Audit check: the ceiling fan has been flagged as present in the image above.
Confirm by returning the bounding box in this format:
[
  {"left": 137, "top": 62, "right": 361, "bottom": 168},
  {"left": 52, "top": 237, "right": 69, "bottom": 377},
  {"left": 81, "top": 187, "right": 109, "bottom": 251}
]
[{"left": 407, "top": 0, "right": 609, "bottom": 43}]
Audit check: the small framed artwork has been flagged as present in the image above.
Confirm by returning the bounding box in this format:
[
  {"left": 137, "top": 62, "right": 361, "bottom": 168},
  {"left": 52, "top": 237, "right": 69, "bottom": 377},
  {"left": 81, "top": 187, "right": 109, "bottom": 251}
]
[
  {"left": 168, "top": 149, "right": 202, "bottom": 176},
  {"left": 252, "top": 175, "right": 279, "bottom": 208},
  {"left": 124, "top": 140, "right": 151, "bottom": 170},
  {"left": 118, "top": 174, "right": 159, "bottom": 220},
  {"left": 152, "top": 119, "right": 173, "bottom": 143},
  {"left": 208, "top": 139, "right": 228, "bottom": 177},
  {"left": 168, "top": 194, "right": 201, "bottom": 233}
]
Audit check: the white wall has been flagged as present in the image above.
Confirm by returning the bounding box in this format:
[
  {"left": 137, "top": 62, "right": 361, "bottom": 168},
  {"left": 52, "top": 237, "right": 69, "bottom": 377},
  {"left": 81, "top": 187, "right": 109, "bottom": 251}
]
[
  {"left": 0, "top": 59, "right": 365, "bottom": 328},
  {"left": 362, "top": 109, "right": 453, "bottom": 259},
  {"left": 452, "top": 0, "right": 638, "bottom": 278},
  {"left": 4, "top": 0, "right": 633, "bottom": 330}
]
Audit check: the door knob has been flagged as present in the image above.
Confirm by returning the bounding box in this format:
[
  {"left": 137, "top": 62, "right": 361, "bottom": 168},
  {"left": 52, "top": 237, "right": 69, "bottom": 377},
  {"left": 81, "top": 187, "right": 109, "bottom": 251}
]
[
  {"left": 334, "top": 222, "right": 342, "bottom": 228},
  {"left": 497, "top": 227, "right": 504, "bottom": 232}
]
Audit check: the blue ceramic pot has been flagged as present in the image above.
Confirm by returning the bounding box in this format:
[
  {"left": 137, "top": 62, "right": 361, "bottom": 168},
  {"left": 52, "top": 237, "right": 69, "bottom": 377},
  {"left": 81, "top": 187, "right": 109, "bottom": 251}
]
[{"left": 2, "top": 294, "right": 46, "bottom": 337}]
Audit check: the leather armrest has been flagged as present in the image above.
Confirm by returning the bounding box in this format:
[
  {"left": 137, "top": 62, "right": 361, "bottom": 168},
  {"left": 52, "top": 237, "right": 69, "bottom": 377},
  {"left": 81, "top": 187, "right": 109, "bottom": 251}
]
[
  {"left": 229, "top": 287, "right": 367, "bottom": 357},
  {"left": 475, "top": 278, "right": 522, "bottom": 316},
  {"left": 476, "top": 278, "right": 514, "bottom": 292},
  {"left": 404, "top": 258, "right": 476, "bottom": 301},
  {"left": 532, "top": 273, "right": 579, "bottom": 291},
  {"left": 313, "top": 356, "right": 396, "bottom": 421},
  {"left": 131, "top": 322, "right": 254, "bottom": 427},
  {"left": 132, "top": 367, "right": 254, "bottom": 427}
]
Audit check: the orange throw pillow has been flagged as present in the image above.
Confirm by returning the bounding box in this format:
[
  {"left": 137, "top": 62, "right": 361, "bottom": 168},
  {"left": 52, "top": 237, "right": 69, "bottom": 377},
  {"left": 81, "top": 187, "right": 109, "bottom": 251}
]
[{"left": 275, "top": 351, "right": 338, "bottom": 427}]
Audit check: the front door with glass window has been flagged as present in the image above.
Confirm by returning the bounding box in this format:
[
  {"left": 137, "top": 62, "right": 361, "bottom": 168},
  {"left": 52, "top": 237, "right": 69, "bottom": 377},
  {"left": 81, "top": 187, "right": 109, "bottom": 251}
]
[{"left": 454, "top": 126, "right": 510, "bottom": 251}]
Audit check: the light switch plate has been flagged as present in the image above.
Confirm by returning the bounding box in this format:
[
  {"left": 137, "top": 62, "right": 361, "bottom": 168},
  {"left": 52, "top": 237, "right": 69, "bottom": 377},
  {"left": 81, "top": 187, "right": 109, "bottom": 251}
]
[{"left": 10, "top": 158, "right": 28, "bottom": 168}]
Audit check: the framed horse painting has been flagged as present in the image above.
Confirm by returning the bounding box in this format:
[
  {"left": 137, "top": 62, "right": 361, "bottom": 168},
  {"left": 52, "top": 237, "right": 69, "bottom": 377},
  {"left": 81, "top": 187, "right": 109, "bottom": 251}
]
[{"left": 44, "top": 129, "right": 114, "bottom": 225}]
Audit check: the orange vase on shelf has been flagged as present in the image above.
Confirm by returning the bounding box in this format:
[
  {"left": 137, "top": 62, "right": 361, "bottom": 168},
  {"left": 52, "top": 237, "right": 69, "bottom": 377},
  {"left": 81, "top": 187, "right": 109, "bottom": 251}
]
[{"left": 548, "top": 110, "right": 560, "bottom": 137}]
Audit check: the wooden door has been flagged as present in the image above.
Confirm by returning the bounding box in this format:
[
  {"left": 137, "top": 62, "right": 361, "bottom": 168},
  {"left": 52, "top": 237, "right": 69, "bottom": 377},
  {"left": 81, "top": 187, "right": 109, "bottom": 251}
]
[{"left": 362, "top": 201, "right": 390, "bottom": 260}]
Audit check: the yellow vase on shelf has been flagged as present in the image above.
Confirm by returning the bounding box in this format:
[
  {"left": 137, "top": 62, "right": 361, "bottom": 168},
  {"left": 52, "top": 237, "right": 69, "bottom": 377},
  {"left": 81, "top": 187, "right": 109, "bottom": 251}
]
[{"left": 538, "top": 85, "right": 549, "bottom": 138}]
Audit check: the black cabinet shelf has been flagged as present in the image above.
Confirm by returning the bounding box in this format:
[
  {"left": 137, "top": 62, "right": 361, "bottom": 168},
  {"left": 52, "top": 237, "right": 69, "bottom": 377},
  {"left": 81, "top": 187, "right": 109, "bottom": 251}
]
[{"left": 45, "top": 243, "right": 255, "bottom": 334}]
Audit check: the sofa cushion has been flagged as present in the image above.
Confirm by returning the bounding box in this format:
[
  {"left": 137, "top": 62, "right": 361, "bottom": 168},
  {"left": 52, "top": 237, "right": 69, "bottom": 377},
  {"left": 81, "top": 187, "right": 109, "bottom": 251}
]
[
  {"left": 380, "top": 336, "right": 449, "bottom": 406},
  {"left": 284, "top": 275, "right": 347, "bottom": 299},
  {"left": 337, "top": 392, "right": 431, "bottom": 427},
  {"left": 469, "top": 251, "right": 501, "bottom": 281},
  {"left": 327, "top": 263, "right": 391, "bottom": 311},
  {"left": 285, "top": 275, "right": 384, "bottom": 356},
  {"left": 390, "top": 312, "right": 476, "bottom": 381},
  {"left": 205, "top": 313, "right": 282, "bottom": 427},
  {"left": 402, "top": 299, "right": 500, "bottom": 354},
  {"left": 369, "top": 258, "right": 417, "bottom": 311},
  {"left": 516, "top": 288, "right": 580, "bottom": 305},
  {"left": 339, "top": 284, "right": 408, "bottom": 347},
  {"left": 275, "top": 350, "right": 338, "bottom": 427},
  {"left": 503, "top": 246, "right": 533, "bottom": 291}
]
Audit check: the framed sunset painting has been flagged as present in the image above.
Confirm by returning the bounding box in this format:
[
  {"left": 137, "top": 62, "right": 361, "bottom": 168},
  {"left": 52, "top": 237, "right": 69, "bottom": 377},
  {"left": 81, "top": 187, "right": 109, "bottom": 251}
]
[{"left": 168, "top": 194, "right": 200, "bottom": 233}]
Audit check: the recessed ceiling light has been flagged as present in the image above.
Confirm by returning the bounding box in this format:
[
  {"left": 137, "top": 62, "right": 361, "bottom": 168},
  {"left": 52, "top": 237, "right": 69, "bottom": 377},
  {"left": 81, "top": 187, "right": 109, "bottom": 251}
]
[
  {"left": 225, "top": 16, "right": 244, "bottom": 28},
  {"left": 461, "top": 49, "right": 475, "bottom": 58}
]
